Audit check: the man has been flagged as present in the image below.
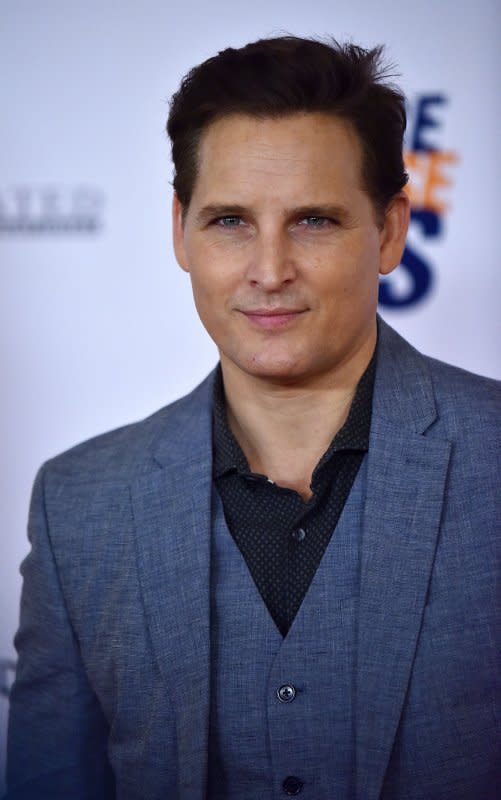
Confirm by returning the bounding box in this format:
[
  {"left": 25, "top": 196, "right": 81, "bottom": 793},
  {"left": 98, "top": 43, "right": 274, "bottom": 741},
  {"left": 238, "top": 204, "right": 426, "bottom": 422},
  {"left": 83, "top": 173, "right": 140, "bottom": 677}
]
[{"left": 5, "top": 36, "right": 500, "bottom": 800}]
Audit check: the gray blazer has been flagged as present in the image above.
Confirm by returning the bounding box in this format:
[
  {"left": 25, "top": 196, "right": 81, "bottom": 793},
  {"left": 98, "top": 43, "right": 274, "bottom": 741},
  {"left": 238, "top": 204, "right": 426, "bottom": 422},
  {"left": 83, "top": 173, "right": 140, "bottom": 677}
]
[{"left": 5, "top": 319, "right": 501, "bottom": 799}]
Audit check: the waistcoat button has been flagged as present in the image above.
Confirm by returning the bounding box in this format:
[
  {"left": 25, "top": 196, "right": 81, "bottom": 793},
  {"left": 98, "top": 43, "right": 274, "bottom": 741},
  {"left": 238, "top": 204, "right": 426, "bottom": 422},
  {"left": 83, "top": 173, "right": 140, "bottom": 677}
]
[
  {"left": 277, "top": 684, "right": 296, "bottom": 703},
  {"left": 292, "top": 527, "right": 306, "bottom": 541},
  {"left": 282, "top": 775, "right": 304, "bottom": 794}
]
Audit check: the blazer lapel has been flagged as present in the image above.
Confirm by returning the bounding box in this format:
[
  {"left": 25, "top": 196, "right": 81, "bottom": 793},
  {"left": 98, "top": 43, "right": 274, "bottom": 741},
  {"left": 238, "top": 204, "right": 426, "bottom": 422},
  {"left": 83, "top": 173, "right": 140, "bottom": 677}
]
[
  {"left": 356, "top": 320, "right": 452, "bottom": 799},
  {"left": 130, "top": 373, "right": 215, "bottom": 798}
]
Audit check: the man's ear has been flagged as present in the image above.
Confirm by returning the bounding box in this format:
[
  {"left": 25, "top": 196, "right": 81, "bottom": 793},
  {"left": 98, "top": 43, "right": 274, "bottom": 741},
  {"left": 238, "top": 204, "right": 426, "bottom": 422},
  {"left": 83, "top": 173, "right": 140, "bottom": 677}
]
[
  {"left": 172, "top": 193, "right": 190, "bottom": 273},
  {"left": 378, "top": 191, "right": 411, "bottom": 276}
]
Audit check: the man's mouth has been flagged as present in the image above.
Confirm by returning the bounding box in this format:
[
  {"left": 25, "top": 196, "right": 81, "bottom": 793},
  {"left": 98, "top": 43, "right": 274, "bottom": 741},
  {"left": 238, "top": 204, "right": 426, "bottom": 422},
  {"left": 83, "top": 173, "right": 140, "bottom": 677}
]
[{"left": 239, "top": 308, "right": 307, "bottom": 329}]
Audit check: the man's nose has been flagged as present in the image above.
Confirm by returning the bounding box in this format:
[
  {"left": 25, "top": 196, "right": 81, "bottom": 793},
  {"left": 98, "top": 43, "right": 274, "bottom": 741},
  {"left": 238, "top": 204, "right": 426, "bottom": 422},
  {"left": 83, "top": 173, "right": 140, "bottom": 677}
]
[{"left": 245, "top": 228, "right": 297, "bottom": 290}]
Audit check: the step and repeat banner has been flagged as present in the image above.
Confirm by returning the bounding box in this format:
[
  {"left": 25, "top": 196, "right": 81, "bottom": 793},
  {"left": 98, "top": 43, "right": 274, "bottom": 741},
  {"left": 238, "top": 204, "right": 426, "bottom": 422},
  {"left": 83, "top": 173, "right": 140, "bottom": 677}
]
[{"left": 1, "top": 0, "right": 500, "bottom": 789}]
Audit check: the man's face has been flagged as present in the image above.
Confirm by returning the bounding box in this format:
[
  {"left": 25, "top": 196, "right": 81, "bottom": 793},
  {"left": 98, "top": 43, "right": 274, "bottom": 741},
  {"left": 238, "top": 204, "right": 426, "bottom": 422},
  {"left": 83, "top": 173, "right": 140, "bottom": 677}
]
[{"left": 173, "top": 112, "right": 408, "bottom": 386}]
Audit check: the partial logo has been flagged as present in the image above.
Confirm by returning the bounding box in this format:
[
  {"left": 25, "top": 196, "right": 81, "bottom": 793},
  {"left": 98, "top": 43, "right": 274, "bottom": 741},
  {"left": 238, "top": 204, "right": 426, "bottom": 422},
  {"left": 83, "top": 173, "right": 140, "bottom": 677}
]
[
  {"left": 0, "top": 658, "right": 16, "bottom": 698},
  {"left": 379, "top": 94, "right": 458, "bottom": 308},
  {"left": 0, "top": 186, "right": 105, "bottom": 234}
]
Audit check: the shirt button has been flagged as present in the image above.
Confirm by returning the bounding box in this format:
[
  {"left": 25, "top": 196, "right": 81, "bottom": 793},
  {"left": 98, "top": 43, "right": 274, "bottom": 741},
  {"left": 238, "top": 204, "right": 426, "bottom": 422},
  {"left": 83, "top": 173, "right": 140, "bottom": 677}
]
[
  {"left": 282, "top": 775, "right": 303, "bottom": 795},
  {"left": 277, "top": 684, "right": 296, "bottom": 703},
  {"left": 291, "top": 528, "right": 306, "bottom": 541}
]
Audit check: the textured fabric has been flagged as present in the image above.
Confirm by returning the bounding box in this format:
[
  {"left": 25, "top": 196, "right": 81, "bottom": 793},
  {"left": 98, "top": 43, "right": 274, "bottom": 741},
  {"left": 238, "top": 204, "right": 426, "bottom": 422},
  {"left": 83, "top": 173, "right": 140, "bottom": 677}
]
[
  {"left": 208, "top": 458, "right": 367, "bottom": 799},
  {"left": 212, "top": 353, "right": 375, "bottom": 636},
  {"left": 5, "top": 318, "right": 501, "bottom": 800}
]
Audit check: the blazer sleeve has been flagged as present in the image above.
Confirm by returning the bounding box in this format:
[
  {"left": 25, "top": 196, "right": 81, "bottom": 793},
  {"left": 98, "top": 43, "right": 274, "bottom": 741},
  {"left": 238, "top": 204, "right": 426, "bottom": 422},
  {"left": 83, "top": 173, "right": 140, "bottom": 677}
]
[{"left": 5, "top": 465, "right": 115, "bottom": 800}]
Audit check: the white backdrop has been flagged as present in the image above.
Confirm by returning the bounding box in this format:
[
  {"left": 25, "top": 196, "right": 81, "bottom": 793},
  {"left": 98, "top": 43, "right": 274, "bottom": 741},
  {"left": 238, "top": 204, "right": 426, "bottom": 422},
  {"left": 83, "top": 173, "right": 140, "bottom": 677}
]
[{"left": 1, "top": 0, "right": 500, "bottom": 790}]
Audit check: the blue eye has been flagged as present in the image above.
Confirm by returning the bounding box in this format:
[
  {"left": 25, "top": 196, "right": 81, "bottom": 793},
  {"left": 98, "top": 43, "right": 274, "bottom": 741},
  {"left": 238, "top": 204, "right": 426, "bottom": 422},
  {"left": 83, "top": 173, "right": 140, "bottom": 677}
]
[
  {"left": 215, "top": 216, "right": 243, "bottom": 227},
  {"left": 302, "top": 216, "right": 329, "bottom": 227}
]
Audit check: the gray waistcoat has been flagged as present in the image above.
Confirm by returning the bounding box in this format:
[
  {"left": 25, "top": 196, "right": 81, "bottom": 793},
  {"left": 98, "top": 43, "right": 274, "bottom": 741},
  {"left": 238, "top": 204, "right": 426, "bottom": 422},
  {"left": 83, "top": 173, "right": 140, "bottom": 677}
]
[{"left": 207, "top": 458, "right": 368, "bottom": 800}]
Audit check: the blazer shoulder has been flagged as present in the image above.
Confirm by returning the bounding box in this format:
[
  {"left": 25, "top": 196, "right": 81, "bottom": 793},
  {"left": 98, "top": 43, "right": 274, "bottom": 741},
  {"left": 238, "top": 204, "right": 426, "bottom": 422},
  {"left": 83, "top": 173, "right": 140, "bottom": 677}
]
[
  {"left": 374, "top": 318, "right": 500, "bottom": 435},
  {"left": 40, "top": 370, "right": 216, "bottom": 486},
  {"left": 422, "top": 355, "right": 501, "bottom": 441},
  {"left": 425, "top": 355, "right": 500, "bottom": 409}
]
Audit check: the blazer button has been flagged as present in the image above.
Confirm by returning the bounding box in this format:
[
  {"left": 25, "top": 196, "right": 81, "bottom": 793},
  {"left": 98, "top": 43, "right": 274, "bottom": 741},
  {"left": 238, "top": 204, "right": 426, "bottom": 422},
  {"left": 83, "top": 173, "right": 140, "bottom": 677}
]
[
  {"left": 282, "top": 775, "right": 303, "bottom": 795},
  {"left": 277, "top": 684, "right": 296, "bottom": 703}
]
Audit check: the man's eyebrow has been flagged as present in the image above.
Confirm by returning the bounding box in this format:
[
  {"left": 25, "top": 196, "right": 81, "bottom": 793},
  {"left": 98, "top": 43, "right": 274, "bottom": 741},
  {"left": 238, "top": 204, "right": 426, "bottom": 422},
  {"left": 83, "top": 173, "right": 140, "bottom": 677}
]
[{"left": 287, "top": 204, "right": 352, "bottom": 221}]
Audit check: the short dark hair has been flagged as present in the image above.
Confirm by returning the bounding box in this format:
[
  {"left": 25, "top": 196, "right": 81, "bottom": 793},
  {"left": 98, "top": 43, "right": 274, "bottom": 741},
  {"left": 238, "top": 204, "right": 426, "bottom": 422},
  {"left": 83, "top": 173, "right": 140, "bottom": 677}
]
[{"left": 167, "top": 36, "right": 408, "bottom": 220}]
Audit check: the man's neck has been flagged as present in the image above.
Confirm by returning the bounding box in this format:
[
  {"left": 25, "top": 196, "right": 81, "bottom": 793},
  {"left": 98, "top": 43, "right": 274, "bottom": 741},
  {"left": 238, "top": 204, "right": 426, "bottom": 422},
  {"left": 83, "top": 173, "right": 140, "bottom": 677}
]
[{"left": 219, "top": 337, "right": 376, "bottom": 501}]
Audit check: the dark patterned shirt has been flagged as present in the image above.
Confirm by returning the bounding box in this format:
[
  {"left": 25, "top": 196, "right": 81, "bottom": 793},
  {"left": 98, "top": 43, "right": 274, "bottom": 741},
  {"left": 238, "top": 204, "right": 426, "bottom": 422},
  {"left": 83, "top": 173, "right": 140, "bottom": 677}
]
[{"left": 212, "top": 352, "right": 376, "bottom": 637}]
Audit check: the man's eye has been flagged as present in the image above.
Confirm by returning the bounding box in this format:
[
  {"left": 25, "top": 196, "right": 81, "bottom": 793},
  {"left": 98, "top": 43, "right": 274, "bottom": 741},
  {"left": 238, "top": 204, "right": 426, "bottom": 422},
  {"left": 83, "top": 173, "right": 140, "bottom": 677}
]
[
  {"left": 214, "top": 216, "right": 243, "bottom": 227},
  {"left": 299, "top": 216, "right": 332, "bottom": 228}
]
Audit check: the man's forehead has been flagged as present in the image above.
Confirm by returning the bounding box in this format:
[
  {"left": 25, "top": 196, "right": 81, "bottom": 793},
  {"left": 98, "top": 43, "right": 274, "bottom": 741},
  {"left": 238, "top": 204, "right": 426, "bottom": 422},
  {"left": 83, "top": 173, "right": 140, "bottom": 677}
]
[{"left": 193, "top": 112, "right": 364, "bottom": 191}]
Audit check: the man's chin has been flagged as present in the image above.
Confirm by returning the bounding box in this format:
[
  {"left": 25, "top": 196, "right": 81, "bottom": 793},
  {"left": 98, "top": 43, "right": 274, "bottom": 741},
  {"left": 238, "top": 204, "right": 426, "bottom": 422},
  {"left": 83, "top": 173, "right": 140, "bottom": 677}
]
[{"left": 236, "top": 356, "right": 319, "bottom": 386}]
